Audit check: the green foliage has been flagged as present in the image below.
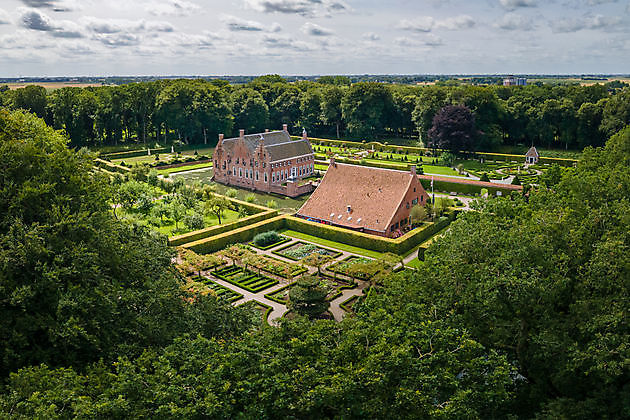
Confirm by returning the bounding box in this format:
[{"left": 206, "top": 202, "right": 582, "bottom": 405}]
[
  {"left": 288, "top": 275, "right": 329, "bottom": 318},
  {"left": 252, "top": 230, "right": 282, "bottom": 247},
  {"left": 479, "top": 172, "right": 490, "bottom": 182}
]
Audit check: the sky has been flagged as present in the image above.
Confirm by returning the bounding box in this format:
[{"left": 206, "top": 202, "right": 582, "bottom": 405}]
[{"left": 0, "top": 0, "right": 628, "bottom": 76}]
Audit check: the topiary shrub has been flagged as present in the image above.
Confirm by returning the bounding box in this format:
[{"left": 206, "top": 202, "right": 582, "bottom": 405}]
[
  {"left": 480, "top": 172, "right": 490, "bottom": 182},
  {"left": 253, "top": 230, "right": 282, "bottom": 247},
  {"left": 288, "top": 275, "right": 329, "bottom": 318}
]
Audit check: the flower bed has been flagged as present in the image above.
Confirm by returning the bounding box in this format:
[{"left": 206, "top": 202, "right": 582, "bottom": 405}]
[
  {"left": 201, "top": 278, "right": 243, "bottom": 302},
  {"left": 212, "top": 266, "right": 278, "bottom": 293},
  {"left": 327, "top": 256, "right": 373, "bottom": 280},
  {"left": 273, "top": 241, "right": 342, "bottom": 261},
  {"left": 249, "top": 255, "right": 308, "bottom": 279}
]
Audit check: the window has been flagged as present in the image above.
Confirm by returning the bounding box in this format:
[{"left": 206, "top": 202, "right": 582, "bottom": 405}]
[
  {"left": 232, "top": 167, "right": 236, "bottom": 176},
  {"left": 256, "top": 171, "right": 259, "bottom": 181},
  {"left": 236, "top": 158, "right": 239, "bottom": 164},
  {"left": 272, "top": 173, "right": 275, "bottom": 183},
  {"left": 264, "top": 173, "right": 268, "bottom": 183},
  {"left": 406, "top": 202, "right": 410, "bottom": 209},
  {"left": 420, "top": 196, "right": 423, "bottom": 202},
  {"left": 239, "top": 168, "right": 242, "bottom": 177},
  {"left": 412, "top": 198, "right": 418, "bottom": 205},
  {"left": 413, "top": 187, "right": 416, "bottom": 192},
  {"left": 250, "top": 169, "right": 253, "bottom": 179}
]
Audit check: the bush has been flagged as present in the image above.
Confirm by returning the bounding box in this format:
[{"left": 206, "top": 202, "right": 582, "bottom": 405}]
[
  {"left": 245, "top": 193, "right": 256, "bottom": 203},
  {"left": 480, "top": 172, "right": 490, "bottom": 182},
  {"left": 511, "top": 175, "right": 521, "bottom": 185},
  {"left": 225, "top": 188, "right": 238, "bottom": 198},
  {"left": 184, "top": 212, "right": 205, "bottom": 231},
  {"left": 253, "top": 230, "right": 283, "bottom": 247}
]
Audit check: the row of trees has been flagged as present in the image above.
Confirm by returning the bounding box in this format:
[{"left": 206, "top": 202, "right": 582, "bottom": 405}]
[{"left": 1, "top": 76, "right": 629, "bottom": 151}]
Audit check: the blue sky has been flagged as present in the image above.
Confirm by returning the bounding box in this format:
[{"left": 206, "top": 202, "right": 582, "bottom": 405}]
[{"left": 0, "top": 0, "right": 628, "bottom": 76}]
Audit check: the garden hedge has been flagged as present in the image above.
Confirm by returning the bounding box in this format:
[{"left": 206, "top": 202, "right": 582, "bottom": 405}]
[
  {"left": 183, "top": 215, "right": 287, "bottom": 254},
  {"left": 169, "top": 209, "right": 278, "bottom": 246},
  {"left": 101, "top": 147, "right": 171, "bottom": 160},
  {"left": 94, "top": 158, "right": 131, "bottom": 174},
  {"left": 419, "top": 178, "right": 517, "bottom": 196}
]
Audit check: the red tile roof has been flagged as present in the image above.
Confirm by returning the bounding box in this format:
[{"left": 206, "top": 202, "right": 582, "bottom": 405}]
[{"left": 297, "top": 163, "right": 421, "bottom": 232}]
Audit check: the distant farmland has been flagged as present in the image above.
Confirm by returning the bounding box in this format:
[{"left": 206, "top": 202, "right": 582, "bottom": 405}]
[{"left": 5, "top": 82, "right": 109, "bottom": 90}]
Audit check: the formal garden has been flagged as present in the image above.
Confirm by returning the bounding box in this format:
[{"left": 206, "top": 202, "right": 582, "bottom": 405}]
[{"left": 273, "top": 241, "right": 342, "bottom": 261}]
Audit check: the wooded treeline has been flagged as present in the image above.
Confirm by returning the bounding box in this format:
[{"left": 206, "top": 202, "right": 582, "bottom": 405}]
[{"left": 1, "top": 76, "right": 628, "bottom": 151}]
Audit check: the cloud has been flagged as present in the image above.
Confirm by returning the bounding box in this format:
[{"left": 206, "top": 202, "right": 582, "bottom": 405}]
[
  {"left": 398, "top": 17, "right": 434, "bottom": 32},
  {"left": 398, "top": 15, "right": 475, "bottom": 32},
  {"left": 499, "top": 0, "right": 537, "bottom": 10},
  {"left": 81, "top": 17, "right": 175, "bottom": 34},
  {"left": 550, "top": 14, "right": 621, "bottom": 32},
  {"left": 147, "top": 0, "right": 201, "bottom": 17},
  {"left": 19, "top": 8, "right": 85, "bottom": 38},
  {"left": 424, "top": 33, "right": 443, "bottom": 46},
  {"left": 221, "top": 14, "right": 265, "bottom": 31},
  {"left": 495, "top": 13, "right": 534, "bottom": 30},
  {"left": 19, "top": 0, "right": 85, "bottom": 12},
  {"left": 261, "top": 33, "right": 316, "bottom": 50},
  {"left": 244, "top": 0, "right": 350, "bottom": 17},
  {"left": 0, "top": 9, "right": 11, "bottom": 25},
  {"left": 301, "top": 22, "right": 334, "bottom": 36},
  {"left": 435, "top": 15, "right": 475, "bottom": 30},
  {"left": 362, "top": 32, "right": 380, "bottom": 41},
  {"left": 394, "top": 34, "right": 442, "bottom": 47}
]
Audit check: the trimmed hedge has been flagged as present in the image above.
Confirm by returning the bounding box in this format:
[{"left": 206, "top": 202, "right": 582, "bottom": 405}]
[
  {"left": 249, "top": 236, "right": 291, "bottom": 251},
  {"left": 94, "top": 158, "right": 131, "bottom": 174},
  {"left": 169, "top": 209, "right": 277, "bottom": 246},
  {"left": 183, "top": 215, "right": 287, "bottom": 254},
  {"left": 101, "top": 147, "right": 171, "bottom": 160},
  {"left": 419, "top": 178, "right": 516, "bottom": 196}
]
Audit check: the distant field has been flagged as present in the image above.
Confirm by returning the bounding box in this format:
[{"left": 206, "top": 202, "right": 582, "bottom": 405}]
[{"left": 5, "top": 82, "right": 108, "bottom": 90}]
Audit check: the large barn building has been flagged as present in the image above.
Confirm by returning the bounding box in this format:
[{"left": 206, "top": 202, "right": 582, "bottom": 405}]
[
  {"left": 213, "top": 125, "right": 315, "bottom": 197},
  {"left": 296, "top": 160, "right": 431, "bottom": 237}
]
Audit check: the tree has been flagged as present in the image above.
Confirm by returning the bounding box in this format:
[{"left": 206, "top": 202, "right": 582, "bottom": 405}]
[
  {"left": 300, "top": 253, "right": 333, "bottom": 277},
  {"left": 230, "top": 88, "right": 269, "bottom": 134},
  {"left": 427, "top": 105, "right": 477, "bottom": 154},
  {"left": 511, "top": 175, "right": 521, "bottom": 185},
  {"left": 10, "top": 85, "right": 48, "bottom": 120},
  {"left": 479, "top": 172, "right": 490, "bottom": 182},
  {"left": 287, "top": 275, "right": 329, "bottom": 318},
  {"left": 410, "top": 204, "right": 427, "bottom": 225},
  {"left": 341, "top": 82, "right": 395, "bottom": 138},
  {"left": 320, "top": 85, "right": 344, "bottom": 138},
  {"left": 204, "top": 194, "right": 231, "bottom": 225},
  {"left": 170, "top": 200, "right": 187, "bottom": 231},
  {"left": 0, "top": 109, "right": 252, "bottom": 378}
]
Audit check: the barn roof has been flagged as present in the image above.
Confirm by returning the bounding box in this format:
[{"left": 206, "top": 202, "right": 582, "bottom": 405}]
[{"left": 297, "top": 163, "right": 424, "bottom": 233}]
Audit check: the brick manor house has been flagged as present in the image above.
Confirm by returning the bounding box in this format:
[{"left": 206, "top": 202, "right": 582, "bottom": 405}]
[
  {"left": 297, "top": 160, "right": 431, "bottom": 238},
  {"left": 213, "top": 125, "right": 315, "bottom": 197}
]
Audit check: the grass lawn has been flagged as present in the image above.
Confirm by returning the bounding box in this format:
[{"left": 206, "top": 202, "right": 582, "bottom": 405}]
[
  {"left": 157, "top": 162, "right": 213, "bottom": 175},
  {"left": 280, "top": 229, "right": 382, "bottom": 259},
  {"left": 406, "top": 257, "right": 423, "bottom": 269},
  {"left": 126, "top": 208, "right": 241, "bottom": 237},
  {"left": 421, "top": 165, "right": 464, "bottom": 177}
]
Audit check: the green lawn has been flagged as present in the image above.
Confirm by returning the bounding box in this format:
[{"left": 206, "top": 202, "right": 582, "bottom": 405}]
[
  {"left": 280, "top": 229, "right": 383, "bottom": 259},
  {"left": 406, "top": 257, "right": 423, "bottom": 269},
  {"left": 157, "top": 162, "right": 213, "bottom": 175},
  {"left": 122, "top": 207, "right": 241, "bottom": 237},
  {"left": 421, "top": 165, "right": 463, "bottom": 177}
]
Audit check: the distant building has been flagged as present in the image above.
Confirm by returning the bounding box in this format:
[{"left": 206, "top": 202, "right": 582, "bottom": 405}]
[
  {"left": 296, "top": 161, "right": 430, "bottom": 238},
  {"left": 213, "top": 125, "right": 315, "bottom": 197},
  {"left": 503, "top": 76, "right": 527, "bottom": 86},
  {"left": 525, "top": 146, "right": 539, "bottom": 164}
]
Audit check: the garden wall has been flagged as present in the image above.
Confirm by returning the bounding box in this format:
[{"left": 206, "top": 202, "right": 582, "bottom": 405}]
[
  {"left": 169, "top": 209, "right": 278, "bottom": 246},
  {"left": 182, "top": 215, "right": 287, "bottom": 254}
]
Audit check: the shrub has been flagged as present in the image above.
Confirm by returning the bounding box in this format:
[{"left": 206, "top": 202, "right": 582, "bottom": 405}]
[
  {"left": 480, "top": 172, "right": 490, "bottom": 182},
  {"left": 245, "top": 193, "right": 256, "bottom": 203},
  {"left": 253, "top": 230, "right": 283, "bottom": 247},
  {"left": 225, "top": 188, "right": 238, "bottom": 198},
  {"left": 184, "top": 212, "right": 205, "bottom": 231},
  {"left": 266, "top": 200, "right": 278, "bottom": 209},
  {"left": 511, "top": 175, "right": 521, "bottom": 185}
]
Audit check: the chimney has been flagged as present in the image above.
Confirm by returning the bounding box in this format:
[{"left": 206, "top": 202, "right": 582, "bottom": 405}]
[
  {"left": 239, "top": 129, "right": 245, "bottom": 138},
  {"left": 302, "top": 128, "right": 307, "bottom": 140},
  {"left": 265, "top": 128, "right": 269, "bottom": 133},
  {"left": 282, "top": 124, "right": 288, "bottom": 133},
  {"left": 410, "top": 165, "right": 416, "bottom": 175},
  {"left": 218, "top": 133, "right": 224, "bottom": 142}
]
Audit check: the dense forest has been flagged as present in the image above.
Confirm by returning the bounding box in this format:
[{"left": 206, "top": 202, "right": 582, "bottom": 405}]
[
  {"left": 1, "top": 76, "right": 629, "bottom": 152},
  {"left": 0, "top": 105, "right": 628, "bottom": 417}
]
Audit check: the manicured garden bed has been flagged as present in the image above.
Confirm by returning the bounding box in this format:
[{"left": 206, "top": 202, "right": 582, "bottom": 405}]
[
  {"left": 264, "top": 274, "right": 354, "bottom": 304},
  {"left": 249, "top": 236, "right": 291, "bottom": 250},
  {"left": 249, "top": 255, "right": 308, "bottom": 279},
  {"left": 327, "top": 256, "right": 374, "bottom": 280},
  {"left": 281, "top": 230, "right": 382, "bottom": 259},
  {"left": 212, "top": 265, "right": 278, "bottom": 293},
  {"left": 340, "top": 295, "right": 360, "bottom": 313},
  {"left": 272, "top": 241, "right": 342, "bottom": 261},
  {"left": 201, "top": 278, "right": 243, "bottom": 302}
]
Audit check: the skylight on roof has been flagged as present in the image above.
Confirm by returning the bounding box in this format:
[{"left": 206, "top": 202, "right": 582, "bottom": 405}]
[
  {"left": 357, "top": 218, "right": 362, "bottom": 223},
  {"left": 330, "top": 213, "right": 335, "bottom": 218}
]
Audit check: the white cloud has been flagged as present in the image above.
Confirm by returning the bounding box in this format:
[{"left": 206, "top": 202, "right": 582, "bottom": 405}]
[
  {"left": 499, "top": 0, "right": 537, "bottom": 10},
  {"left": 244, "top": 0, "right": 351, "bottom": 17},
  {"left": 550, "top": 14, "right": 622, "bottom": 32},
  {"left": 398, "top": 17, "right": 434, "bottom": 32},
  {"left": 424, "top": 33, "right": 443, "bottom": 46},
  {"left": 362, "top": 32, "right": 380, "bottom": 41},
  {"left": 435, "top": 15, "right": 475, "bottom": 30},
  {"left": 146, "top": 0, "right": 201, "bottom": 16},
  {"left": 301, "top": 22, "right": 334, "bottom": 36},
  {"left": 0, "top": 9, "right": 11, "bottom": 25},
  {"left": 261, "top": 33, "right": 317, "bottom": 50},
  {"left": 495, "top": 13, "right": 534, "bottom": 30},
  {"left": 81, "top": 17, "right": 175, "bottom": 34},
  {"left": 220, "top": 14, "right": 265, "bottom": 31},
  {"left": 18, "top": 0, "right": 87, "bottom": 12},
  {"left": 394, "top": 34, "right": 442, "bottom": 47}
]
